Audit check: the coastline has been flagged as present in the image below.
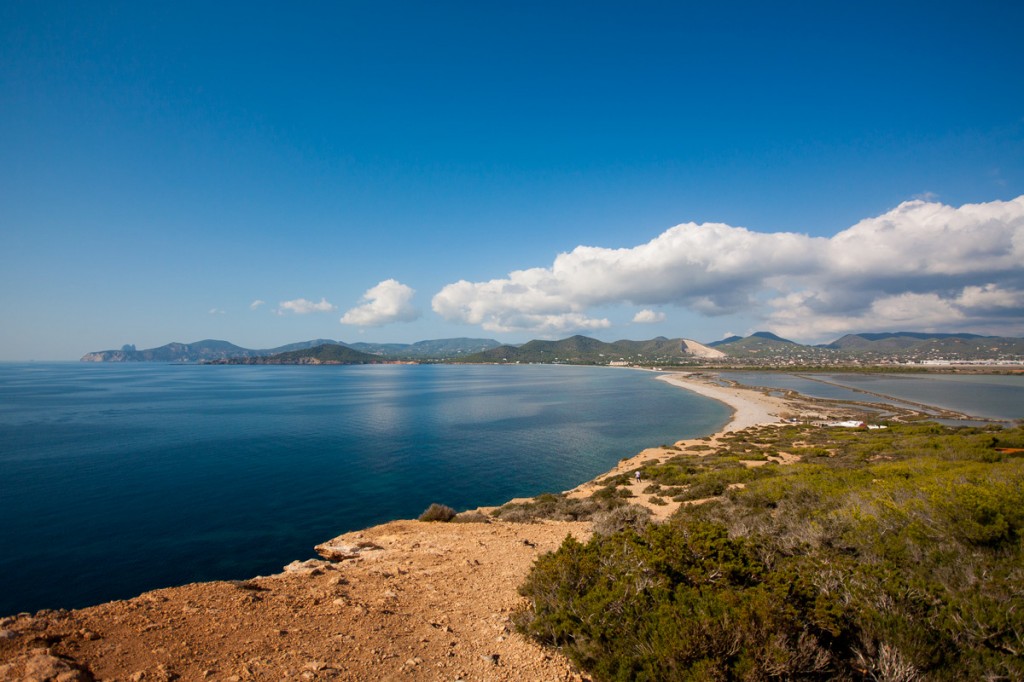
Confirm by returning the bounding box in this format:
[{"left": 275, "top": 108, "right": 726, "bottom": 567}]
[
  {"left": 654, "top": 371, "right": 791, "bottom": 432},
  {"left": 0, "top": 374, "right": 853, "bottom": 680},
  {"left": 559, "top": 371, "right": 805, "bottom": 519}
]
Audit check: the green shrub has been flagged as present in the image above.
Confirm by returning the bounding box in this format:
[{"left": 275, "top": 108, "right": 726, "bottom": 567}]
[
  {"left": 592, "top": 504, "right": 652, "bottom": 536},
  {"left": 418, "top": 503, "right": 457, "bottom": 522},
  {"left": 517, "top": 424, "right": 1024, "bottom": 681},
  {"left": 492, "top": 491, "right": 621, "bottom": 523},
  {"left": 737, "top": 452, "right": 769, "bottom": 461},
  {"left": 517, "top": 517, "right": 844, "bottom": 680}
]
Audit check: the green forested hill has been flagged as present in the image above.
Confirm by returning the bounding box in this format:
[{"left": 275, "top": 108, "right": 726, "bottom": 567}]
[
  {"left": 461, "top": 335, "right": 696, "bottom": 364},
  {"left": 212, "top": 343, "right": 383, "bottom": 364}
]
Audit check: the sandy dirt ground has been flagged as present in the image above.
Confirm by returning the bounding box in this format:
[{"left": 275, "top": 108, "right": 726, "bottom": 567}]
[
  {"left": 0, "top": 520, "right": 591, "bottom": 682},
  {"left": 0, "top": 372, "right": 829, "bottom": 682}
]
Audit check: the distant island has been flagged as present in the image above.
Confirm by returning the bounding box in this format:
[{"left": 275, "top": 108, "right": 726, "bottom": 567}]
[{"left": 81, "top": 331, "right": 1024, "bottom": 367}]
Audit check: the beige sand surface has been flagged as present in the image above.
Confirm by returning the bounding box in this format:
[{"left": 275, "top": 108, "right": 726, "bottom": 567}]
[{"left": 654, "top": 371, "right": 790, "bottom": 432}]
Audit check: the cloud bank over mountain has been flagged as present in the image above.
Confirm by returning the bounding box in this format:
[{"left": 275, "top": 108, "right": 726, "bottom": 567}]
[{"left": 431, "top": 196, "right": 1024, "bottom": 340}]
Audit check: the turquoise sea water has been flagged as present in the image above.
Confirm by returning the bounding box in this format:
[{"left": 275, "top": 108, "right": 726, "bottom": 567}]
[{"left": 0, "top": 363, "right": 730, "bottom": 615}]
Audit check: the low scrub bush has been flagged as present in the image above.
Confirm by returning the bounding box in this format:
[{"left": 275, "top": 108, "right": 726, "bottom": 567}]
[
  {"left": 418, "top": 503, "right": 457, "bottom": 522},
  {"left": 492, "top": 492, "right": 621, "bottom": 523},
  {"left": 517, "top": 423, "right": 1024, "bottom": 681},
  {"left": 592, "top": 504, "right": 652, "bottom": 536}
]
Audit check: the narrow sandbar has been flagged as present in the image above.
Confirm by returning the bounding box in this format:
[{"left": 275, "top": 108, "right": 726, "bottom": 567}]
[
  {"left": 563, "top": 372, "right": 795, "bottom": 511},
  {"left": 655, "top": 371, "right": 788, "bottom": 432}
]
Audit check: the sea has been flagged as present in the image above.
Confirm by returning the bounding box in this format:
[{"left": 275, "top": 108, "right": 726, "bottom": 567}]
[{"left": 0, "top": 362, "right": 732, "bottom": 616}]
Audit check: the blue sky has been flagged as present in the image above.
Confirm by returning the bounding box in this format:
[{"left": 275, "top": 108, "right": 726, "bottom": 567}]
[{"left": 2, "top": 1, "right": 1023, "bottom": 360}]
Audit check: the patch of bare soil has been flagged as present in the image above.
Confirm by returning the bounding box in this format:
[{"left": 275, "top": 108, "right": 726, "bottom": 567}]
[{"left": 0, "top": 520, "right": 590, "bottom": 682}]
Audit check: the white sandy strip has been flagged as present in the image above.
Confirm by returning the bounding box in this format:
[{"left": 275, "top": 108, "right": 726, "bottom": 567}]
[
  {"left": 560, "top": 372, "right": 787, "bottom": 501},
  {"left": 656, "top": 372, "right": 784, "bottom": 432}
]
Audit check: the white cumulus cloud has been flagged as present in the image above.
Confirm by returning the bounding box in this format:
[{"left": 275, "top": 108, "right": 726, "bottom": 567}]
[
  {"left": 250, "top": 299, "right": 266, "bottom": 310},
  {"left": 341, "top": 279, "right": 421, "bottom": 327},
  {"left": 633, "top": 309, "right": 666, "bottom": 323},
  {"left": 432, "top": 195, "right": 1024, "bottom": 341},
  {"left": 277, "top": 297, "right": 337, "bottom": 315}
]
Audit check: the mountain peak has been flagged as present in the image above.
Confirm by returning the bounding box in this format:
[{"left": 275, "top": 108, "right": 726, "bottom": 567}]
[{"left": 749, "top": 331, "right": 795, "bottom": 344}]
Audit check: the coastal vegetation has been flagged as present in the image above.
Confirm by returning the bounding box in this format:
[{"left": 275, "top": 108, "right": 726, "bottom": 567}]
[
  {"left": 210, "top": 343, "right": 384, "bottom": 364},
  {"left": 417, "top": 503, "right": 457, "bottom": 522},
  {"left": 515, "top": 422, "right": 1024, "bottom": 681}
]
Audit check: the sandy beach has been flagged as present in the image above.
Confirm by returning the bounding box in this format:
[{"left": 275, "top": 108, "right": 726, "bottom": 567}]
[
  {"left": 0, "top": 372, "right": 832, "bottom": 681},
  {"left": 654, "top": 371, "right": 791, "bottom": 432},
  {"left": 557, "top": 371, "right": 812, "bottom": 521}
]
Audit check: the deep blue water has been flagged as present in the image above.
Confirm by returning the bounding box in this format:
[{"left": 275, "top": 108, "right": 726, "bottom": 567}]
[{"left": 0, "top": 363, "right": 729, "bottom": 615}]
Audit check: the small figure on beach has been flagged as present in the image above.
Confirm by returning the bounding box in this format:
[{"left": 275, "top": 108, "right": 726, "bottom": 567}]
[{"left": 635, "top": 470, "right": 641, "bottom": 483}]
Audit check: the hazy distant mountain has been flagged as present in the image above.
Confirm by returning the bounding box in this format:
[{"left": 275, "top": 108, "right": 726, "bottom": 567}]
[
  {"left": 81, "top": 338, "right": 501, "bottom": 362},
  {"left": 402, "top": 338, "right": 503, "bottom": 357},
  {"left": 707, "top": 335, "right": 743, "bottom": 348},
  {"left": 81, "top": 340, "right": 260, "bottom": 363},
  {"left": 828, "top": 332, "right": 989, "bottom": 351},
  {"left": 266, "top": 339, "right": 345, "bottom": 354},
  {"left": 702, "top": 331, "right": 801, "bottom": 358},
  {"left": 210, "top": 344, "right": 383, "bottom": 365},
  {"left": 81, "top": 331, "right": 1023, "bottom": 365},
  {"left": 827, "top": 332, "right": 1024, "bottom": 358},
  {"left": 461, "top": 335, "right": 713, "bottom": 364},
  {"left": 347, "top": 338, "right": 502, "bottom": 358},
  {"left": 611, "top": 337, "right": 692, "bottom": 356},
  {"left": 750, "top": 331, "right": 796, "bottom": 344}
]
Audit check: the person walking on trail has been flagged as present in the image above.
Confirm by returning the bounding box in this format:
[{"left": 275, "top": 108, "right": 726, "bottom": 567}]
[{"left": 635, "top": 470, "right": 641, "bottom": 483}]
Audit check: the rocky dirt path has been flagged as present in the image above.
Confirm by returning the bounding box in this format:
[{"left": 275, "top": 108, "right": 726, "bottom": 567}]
[{"left": 1, "top": 519, "right": 591, "bottom": 681}]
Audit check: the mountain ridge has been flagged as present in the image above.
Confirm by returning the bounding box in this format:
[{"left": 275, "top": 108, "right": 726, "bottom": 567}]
[
  {"left": 80, "top": 331, "right": 1024, "bottom": 365},
  {"left": 207, "top": 344, "right": 385, "bottom": 365},
  {"left": 81, "top": 338, "right": 501, "bottom": 363}
]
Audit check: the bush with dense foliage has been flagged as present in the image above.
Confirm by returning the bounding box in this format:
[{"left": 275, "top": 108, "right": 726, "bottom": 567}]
[
  {"left": 418, "top": 502, "right": 457, "bottom": 522},
  {"left": 491, "top": 490, "right": 624, "bottom": 523},
  {"left": 516, "top": 423, "right": 1024, "bottom": 681}
]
